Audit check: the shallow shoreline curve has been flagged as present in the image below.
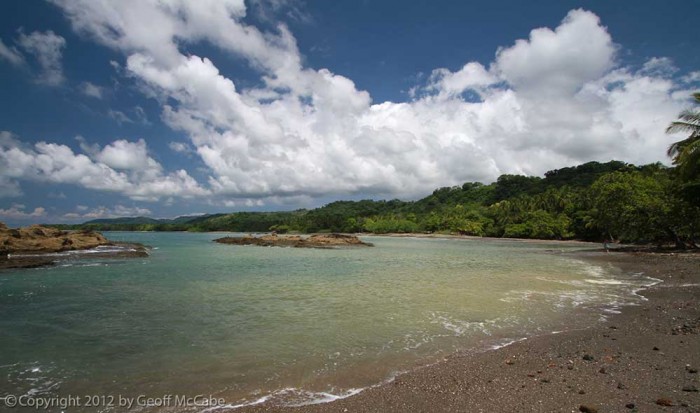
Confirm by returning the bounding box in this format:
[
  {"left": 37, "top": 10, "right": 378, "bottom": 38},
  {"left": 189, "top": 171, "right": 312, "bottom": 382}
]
[{"left": 237, "top": 251, "right": 700, "bottom": 412}]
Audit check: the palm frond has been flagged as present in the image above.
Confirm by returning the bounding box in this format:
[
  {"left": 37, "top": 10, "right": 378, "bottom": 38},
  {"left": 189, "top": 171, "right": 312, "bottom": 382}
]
[
  {"left": 668, "top": 135, "right": 700, "bottom": 158},
  {"left": 676, "top": 139, "right": 700, "bottom": 180},
  {"left": 667, "top": 93, "right": 700, "bottom": 177},
  {"left": 666, "top": 120, "right": 700, "bottom": 135},
  {"left": 677, "top": 109, "right": 700, "bottom": 124},
  {"left": 668, "top": 141, "right": 682, "bottom": 158}
]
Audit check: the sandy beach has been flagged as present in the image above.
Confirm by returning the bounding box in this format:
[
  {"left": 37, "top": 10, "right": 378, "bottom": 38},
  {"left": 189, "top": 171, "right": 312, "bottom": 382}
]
[{"left": 239, "top": 250, "right": 700, "bottom": 412}]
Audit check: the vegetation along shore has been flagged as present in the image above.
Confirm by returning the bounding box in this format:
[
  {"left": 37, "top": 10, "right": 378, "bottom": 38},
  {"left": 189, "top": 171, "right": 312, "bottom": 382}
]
[{"left": 49, "top": 159, "right": 699, "bottom": 249}]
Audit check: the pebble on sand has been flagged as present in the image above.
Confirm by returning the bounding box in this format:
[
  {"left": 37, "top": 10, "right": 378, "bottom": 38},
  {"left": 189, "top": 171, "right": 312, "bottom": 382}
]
[{"left": 656, "top": 397, "right": 674, "bottom": 406}]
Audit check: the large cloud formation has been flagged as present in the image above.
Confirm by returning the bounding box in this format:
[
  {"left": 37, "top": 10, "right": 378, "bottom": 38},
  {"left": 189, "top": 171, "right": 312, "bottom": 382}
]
[
  {"left": 2, "top": 2, "right": 697, "bottom": 206},
  {"left": 0, "top": 132, "right": 208, "bottom": 201}
]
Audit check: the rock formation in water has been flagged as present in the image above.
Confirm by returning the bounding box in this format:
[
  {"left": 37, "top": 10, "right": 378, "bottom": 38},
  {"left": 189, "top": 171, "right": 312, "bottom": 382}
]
[
  {"left": 0, "top": 222, "right": 109, "bottom": 253},
  {"left": 0, "top": 222, "right": 148, "bottom": 269},
  {"left": 214, "top": 233, "right": 373, "bottom": 248}
]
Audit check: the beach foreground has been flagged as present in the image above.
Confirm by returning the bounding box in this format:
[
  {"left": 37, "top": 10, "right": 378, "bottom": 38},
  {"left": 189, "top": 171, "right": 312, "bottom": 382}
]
[{"left": 239, "top": 251, "right": 700, "bottom": 413}]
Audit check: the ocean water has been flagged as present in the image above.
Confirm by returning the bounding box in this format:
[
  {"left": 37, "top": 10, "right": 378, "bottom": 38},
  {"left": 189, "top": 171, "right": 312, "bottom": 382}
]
[{"left": 0, "top": 233, "right": 658, "bottom": 411}]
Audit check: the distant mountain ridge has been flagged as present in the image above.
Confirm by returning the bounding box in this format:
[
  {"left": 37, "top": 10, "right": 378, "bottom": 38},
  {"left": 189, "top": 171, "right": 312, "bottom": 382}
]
[{"left": 83, "top": 214, "right": 219, "bottom": 226}]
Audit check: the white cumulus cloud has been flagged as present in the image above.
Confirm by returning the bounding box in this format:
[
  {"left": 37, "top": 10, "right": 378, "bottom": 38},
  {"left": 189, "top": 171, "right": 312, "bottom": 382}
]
[
  {"left": 63, "top": 204, "right": 152, "bottom": 220},
  {"left": 13, "top": 4, "right": 698, "bottom": 206},
  {"left": 0, "top": 204, "right": 46, "bottom": 220},
  {"left": 0, "top": 131, "right": 209, "bottom": 201}
]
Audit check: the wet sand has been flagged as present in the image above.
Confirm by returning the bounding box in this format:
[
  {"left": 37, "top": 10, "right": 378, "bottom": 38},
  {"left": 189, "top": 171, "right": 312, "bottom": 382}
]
[{"left": 239, "top": 251, "right": 700, "bottom": 412}]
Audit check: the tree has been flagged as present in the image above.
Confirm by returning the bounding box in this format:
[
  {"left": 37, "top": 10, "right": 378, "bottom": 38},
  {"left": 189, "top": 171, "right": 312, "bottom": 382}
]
[
  {"left": 666, "top": 92, "right": 700, "bottom": 204},
  {"left": 588, "top": 171, "right": 680, "bottom": 246}
]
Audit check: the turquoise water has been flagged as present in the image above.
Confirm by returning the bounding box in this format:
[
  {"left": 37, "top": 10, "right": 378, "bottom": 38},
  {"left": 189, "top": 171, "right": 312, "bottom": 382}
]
[{"left": 0, "top": 233, "right": 657, "bottom": 411}]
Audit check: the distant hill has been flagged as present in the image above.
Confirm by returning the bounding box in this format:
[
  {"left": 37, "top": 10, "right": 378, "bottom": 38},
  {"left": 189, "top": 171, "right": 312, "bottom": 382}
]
[
  {"left": 83, "top": 214, "right": 216, "bottom": 226},
  {"left": 48, "top": 160, "right": 697, "bottom": 246},
  {"left": 84, "top": 216, "right": 163, "bottom": 225}
]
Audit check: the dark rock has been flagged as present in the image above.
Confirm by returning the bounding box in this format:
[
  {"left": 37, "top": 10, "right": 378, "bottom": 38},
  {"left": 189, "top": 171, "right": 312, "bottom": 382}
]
[
  {"left": 653, "top": 346, "right": 660, "bottom": 351},
  {"left": 582, "top": 354, "right": 595, "bottom": 361},
  {"left": 578, "top": 389, "right": 586, "bottom": 395},
  {"left": 686, "top": 366, "right": 698, "bottom": 374},
  {"left": 598, "top": 367, "right": 606, "bottom": 374},
  {"left": 579, "top": 405, "right": 597, "bottom": 413},
  {"left": 655, "top": 398, "right": 674, "bottom": 406},
  {"left": 214, "top": 233, "right": 373, "bottom": 249},
  {"left": 682, "top": 385, "right": 698, "bottom": 392},
  {"left": 617, "top": 382, "right": 627, "bottom": 390},
  {"left": 625, "top": 403, "right": 635, "bottom": 409}
]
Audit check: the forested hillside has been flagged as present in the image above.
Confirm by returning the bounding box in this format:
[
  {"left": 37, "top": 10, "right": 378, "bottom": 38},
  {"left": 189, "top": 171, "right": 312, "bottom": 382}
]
[{"left": 51, "top": 160, "right": 699, "bottom": 247}]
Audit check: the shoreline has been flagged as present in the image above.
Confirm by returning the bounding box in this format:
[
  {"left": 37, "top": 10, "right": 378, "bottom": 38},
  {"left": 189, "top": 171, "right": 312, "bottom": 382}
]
[{"left": 236, "top": 251, "right": 700, "bottom": 412}]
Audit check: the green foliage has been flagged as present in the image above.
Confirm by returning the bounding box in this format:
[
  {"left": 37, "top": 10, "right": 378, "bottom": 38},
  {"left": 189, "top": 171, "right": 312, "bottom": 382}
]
[
  {"left": 543, "top": 161, "right": 632, "bottom": 188},
  {"left": 490, "top": 175, "right": 542, "bottom": 202},
  {"left": 588, "top": 171, "right": 671, "bottom": 243},
  {"left": 53, "top": 160, "right": 699, "bottom": 246},
  {"left": 363, "top": 216, "right": 420, "bottom": 234},
  {"left": 503, "top": 210, "right": 573, "bottom": 240},
  {"left": 667, "top": 92, "right": 700, "bottom": 205}
]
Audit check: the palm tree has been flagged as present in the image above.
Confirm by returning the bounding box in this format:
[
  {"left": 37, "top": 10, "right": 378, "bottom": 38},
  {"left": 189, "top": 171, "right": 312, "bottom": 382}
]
[{"left": 666, "top": 92, "right": 700, "bottom": 182}]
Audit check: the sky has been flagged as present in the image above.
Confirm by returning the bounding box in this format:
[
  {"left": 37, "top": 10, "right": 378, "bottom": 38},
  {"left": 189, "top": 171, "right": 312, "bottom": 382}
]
[{"left": 0, "top": 0, "right": 699, "bottom": 226}]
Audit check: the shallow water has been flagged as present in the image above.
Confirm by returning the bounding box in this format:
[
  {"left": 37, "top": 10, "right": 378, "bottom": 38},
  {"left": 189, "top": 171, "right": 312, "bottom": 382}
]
[{"left": 0, "top": 233, "right": 657, "bottom": 411}]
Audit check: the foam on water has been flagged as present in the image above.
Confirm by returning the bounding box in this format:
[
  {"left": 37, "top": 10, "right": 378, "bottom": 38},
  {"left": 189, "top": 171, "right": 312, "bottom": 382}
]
[
  {"left": 584, "top": 279, "right": 629, "bottom": 285},
  {"left": 8, "top": 244, "right": 138, "bottom": 258}
]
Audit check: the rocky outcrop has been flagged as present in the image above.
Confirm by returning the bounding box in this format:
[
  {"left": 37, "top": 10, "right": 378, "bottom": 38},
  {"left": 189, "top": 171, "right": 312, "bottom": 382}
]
[
  {"left": 0, "top": 222, "right": 148, "bottom": 269},
  {"left": 214, "top": 233, "right": 373, "bottom": 248},
  {"left": 0, "top": 223, "right": 109, "bottom": 253}
]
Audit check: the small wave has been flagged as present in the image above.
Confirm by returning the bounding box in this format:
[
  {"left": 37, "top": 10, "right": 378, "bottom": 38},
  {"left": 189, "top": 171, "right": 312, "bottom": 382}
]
[
  {"left": 489, "top": 337, "right": 527, "bottom": 350},
  {"left": 57, "top": 262, "right": 107, "bottom": 268},
  {"left": 9, "top": 245, "right": 137, "bottom": 259},
  {"left": 202, "top": 395, "right": 271, "bottom": 412},
  {"left": 430, "top": 313, "right": 501, "bottom": 337},
  {"left": 584, "top": 279, "right": 629, "bottom": 285},
  {"left": 206, "top": 387, "right": 365, "bottom": 411},
  {"left": 535, "top": 276, "right": 585, "bottom": 286},
  {"left": 2, "top": 362, "right": 62, "bottom": 398},
  {"left": 630, "top": 277, "right": 662, "bottom": 301},
  {"left": 583, "top": 264, "right": 605, "bottom": 278}
]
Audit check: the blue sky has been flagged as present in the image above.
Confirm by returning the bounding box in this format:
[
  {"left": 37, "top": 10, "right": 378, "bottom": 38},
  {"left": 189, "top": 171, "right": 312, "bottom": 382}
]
[{"left": 0, "top": 0, "right": 698, "bottom": 225}]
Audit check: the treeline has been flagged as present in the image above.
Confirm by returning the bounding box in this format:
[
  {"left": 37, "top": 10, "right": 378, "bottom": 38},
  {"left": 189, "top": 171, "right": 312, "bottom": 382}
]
[{"left": 50, "top": 160, "right": 699, "bottom": 247}]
